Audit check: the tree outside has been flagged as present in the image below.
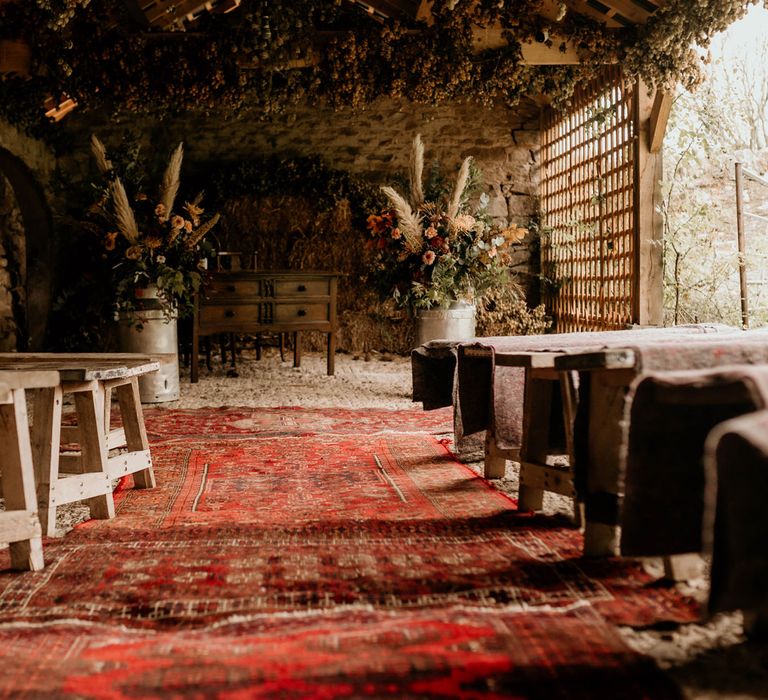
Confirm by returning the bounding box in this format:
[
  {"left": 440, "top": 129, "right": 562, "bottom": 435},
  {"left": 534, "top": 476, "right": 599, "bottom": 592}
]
[{"left": 662, "top": 4, "right": 768, "bottom": 327}]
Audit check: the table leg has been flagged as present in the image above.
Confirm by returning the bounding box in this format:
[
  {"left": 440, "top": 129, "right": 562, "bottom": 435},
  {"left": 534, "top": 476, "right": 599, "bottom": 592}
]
[
  {"left": 0, "top": 389, "right": 44, "bottom": 571},
  {"left": 31, "top": 386, "right": 63, "bottom": 538},
  {"left": 115, "top": 377, "right": 156, "bottom": 489},
  {"left": 583, "top": 371, "right": 626, "bottom": 557},
  {"left": 483, "top": 430, "right": 508, "bottom": 479},
  {"left": 518, "top": 372, "right": 552, "bottom": 511},
  {"left": 73, "top": 388, "right": 115, "bottom": 522}
]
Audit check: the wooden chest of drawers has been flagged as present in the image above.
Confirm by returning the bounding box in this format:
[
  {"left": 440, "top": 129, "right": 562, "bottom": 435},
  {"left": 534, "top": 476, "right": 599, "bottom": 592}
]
[{"left": 192, "top": 271, "right": 339, "bottom": 381}]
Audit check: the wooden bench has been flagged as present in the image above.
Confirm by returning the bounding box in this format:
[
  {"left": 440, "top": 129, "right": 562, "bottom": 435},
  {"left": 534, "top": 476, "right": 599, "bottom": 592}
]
[
  {"left": 0, "top": 354, "right": 160, "bottom": 536},
  {"left": 0, "top": 369, "right": 59, "bottom": 570},
  {"left": 555, "top": 331, "right": 768, "bottom": 558}
]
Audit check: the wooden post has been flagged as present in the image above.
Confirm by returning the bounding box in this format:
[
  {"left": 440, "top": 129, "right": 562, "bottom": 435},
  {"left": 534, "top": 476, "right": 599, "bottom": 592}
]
[
  {"left": 735, "top": 162, "right": 750, "bottom": 329},
  {"left": 633, "top": 81, "right": 665, "bottom": 326}
]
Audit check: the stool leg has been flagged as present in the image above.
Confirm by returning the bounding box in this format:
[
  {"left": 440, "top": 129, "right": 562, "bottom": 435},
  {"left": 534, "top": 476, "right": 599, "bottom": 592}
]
[
  {"left": 0, "top": 389, "right": 44, "bottom": 571},
  {"left": 518, "top": 373, "right": 552, "bottom": 511},
  {"left": 74, "top": 389, "right": 115, "bottom": 521},
  {"left": 115, "top": 377, "right": 156, "bottom": 489},
  {"left": 31, "top": 387, "right": 63, "bottom": 538}
]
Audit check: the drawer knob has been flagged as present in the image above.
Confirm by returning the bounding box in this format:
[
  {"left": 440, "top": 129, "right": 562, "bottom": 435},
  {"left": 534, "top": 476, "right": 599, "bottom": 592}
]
[
  {"left": 297, "top": 309, "right": 307, "bottom": 317},
  {"left": 297, "top": 284, "right": 307, "bottom": 292},
  {"left": 224, "top": 310, "right": 236, "bottom": 318}
]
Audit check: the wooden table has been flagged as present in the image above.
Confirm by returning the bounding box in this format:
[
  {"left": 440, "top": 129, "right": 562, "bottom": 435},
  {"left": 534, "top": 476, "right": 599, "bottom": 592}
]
[
  {"left": 0, "top": 369, "right": 59, "bottom": 570},
  {"left": 0, "top": 354, "right": 160, "bottom": 536},
  {"left": 192, "top": 271, "right": 339, "bottom": 381}
]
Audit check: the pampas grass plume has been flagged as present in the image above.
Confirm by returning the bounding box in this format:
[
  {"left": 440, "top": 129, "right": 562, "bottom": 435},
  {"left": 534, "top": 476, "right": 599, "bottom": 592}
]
[
  {"left": 90, "top": 134, "right": 112, "bottom": 175},
  {"left": 380, "top": 186, "right": 423, "bottom": 254},
  {"left": 447, "top": 156, "right": 472, "bottom": 220},
  {"left": 110, "top": 177, "right": 140, "bottom": 243},
  {"left": 159, "top": 142, "right": 184, "bottom": 222},
  {"left": 409, "top": 134, "right": 425, "bottom": 208}
]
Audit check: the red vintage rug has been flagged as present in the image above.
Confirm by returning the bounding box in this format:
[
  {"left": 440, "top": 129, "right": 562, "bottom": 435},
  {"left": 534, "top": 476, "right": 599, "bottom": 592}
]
[{"left": 0, "top": 408, "right": 695, "bottom": 698}]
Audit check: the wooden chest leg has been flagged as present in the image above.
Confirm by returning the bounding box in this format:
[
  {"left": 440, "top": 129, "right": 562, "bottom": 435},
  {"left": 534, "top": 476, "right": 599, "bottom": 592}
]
[
  {"left": 293, "top": 331, "right": 302, "bottom": 368},
  {"left": 327, "top": 331, "right": 336, "bottom": 376},
  {"left": 0, "top": 390, "right": 44, "bottom": 571},
  {"left": 116, "top": 377, "right": 156, "bottom": 489},
  {"left": 73, "top": 389, "right": 115, "bottom": 521},
  {"left": 31, "top": 387, "right": 63, "bottom": 538}
]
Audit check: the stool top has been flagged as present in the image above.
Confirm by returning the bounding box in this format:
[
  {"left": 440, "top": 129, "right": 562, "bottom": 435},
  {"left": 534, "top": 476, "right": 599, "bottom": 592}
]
[{"left": 0, "top": 354, "right": 159, "bottom": 382}]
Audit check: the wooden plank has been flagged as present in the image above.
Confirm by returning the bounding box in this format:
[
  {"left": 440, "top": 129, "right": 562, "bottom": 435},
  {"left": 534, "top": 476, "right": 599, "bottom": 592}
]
[
  {"left": 0, "top": 369, "right": 59, "bottom": 391},
  {"left": 0, "top": 389, "right": 45, "bottom": 570},
  {"left": 582, "top": 370, "right": 627, "bottom": 556},
  {"left": 649, "top": 90, "right": 672, "bottom": 154},
  {"left": 51, "top": 472, "right": 114, "bottom": 507},
  {"left": 519, "top": 462, "right": 575, "bottom": 497},
  {"left": 633, "top": 79, "right": 664, "bottom": 325},
  {"left": 31, "top": 386, "right": 63, "bottom": 537},
  {"left": 0, "top": 510, "right": 41, "bottom": 544},
  {"left": 115, "top": 377, "right": 156, "bottom": 488},
  {"left": 107, "top": 449, "right": 153, "bottom": 480},
  {"left": 555, "top": 348, "right": 637, "bottom": 371},
  {"left": 73, "top": 388, "right": 115, "bottom": 521},
  {"left": 494, "top": 351, "right": 561, "bottom": 369}
]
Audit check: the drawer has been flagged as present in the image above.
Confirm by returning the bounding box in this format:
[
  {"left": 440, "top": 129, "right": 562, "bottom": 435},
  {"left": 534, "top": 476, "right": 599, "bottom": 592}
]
[
  {"left": 199, "top": 303, "right": 273, "bottom": 326},
  {"left": 274, "top": 278, "right": 330, "bottom": 297},
  {"left": 274, "top": 302, "right": 329, "bottom": 323},
  {"left": 205, "top": 278, "right": 265, "bottom": 298}
]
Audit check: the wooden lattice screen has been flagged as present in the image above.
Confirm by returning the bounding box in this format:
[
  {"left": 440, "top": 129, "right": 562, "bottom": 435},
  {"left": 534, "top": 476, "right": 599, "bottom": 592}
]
[{"left": 540, "top": 66, "right": 637, "bottom": 332}]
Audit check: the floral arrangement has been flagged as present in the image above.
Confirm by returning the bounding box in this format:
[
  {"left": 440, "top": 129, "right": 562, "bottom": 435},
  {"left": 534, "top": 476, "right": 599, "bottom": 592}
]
[
  {"left": 88, "top": 135, "right": 220, "bottom": 320},
  {"left": 367, "top": 135, "right": 527, "bottom": 311}
]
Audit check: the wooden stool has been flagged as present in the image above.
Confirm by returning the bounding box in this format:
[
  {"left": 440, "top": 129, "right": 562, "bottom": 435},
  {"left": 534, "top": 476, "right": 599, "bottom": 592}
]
[
  {"left": 33, "top": 365, "right": 158, "bottom": 536},
  {"left": 0, "top": 355, "right": 159, "bottom": 537},
  {"left": 0, "top": 370, "right": 59, "bottom": 570}
]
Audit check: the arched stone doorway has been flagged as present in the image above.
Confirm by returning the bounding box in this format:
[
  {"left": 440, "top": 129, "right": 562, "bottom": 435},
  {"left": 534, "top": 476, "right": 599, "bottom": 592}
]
[{"left": 0, "top": 147, "right": 53, "bottom": 350}]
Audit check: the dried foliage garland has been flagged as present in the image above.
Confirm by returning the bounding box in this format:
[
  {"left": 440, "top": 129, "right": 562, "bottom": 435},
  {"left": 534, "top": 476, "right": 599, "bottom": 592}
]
[{"left": 0, "top": 0, "right": 763, "bottom": 135}]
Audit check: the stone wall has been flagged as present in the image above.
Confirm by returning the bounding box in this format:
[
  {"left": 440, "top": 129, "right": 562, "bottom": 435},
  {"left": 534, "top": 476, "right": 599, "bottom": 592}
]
[
  {"left": 0, "top": 118, "right": 56, "bottom": 350},
  {"left": 11, "top": 97, "right": 543, "bottom": 352}
]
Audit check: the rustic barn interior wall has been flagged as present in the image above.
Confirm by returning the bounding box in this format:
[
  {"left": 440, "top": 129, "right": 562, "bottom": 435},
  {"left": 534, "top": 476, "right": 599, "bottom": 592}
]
[
  {"left": 0, "top": 119, "right": 56, "bottom": 350},
  {"left": 540, "top": 66, "right": 637, "bottom": 332},
  {"left": 53, "top": 97, "right": 541, "bottom": 353}
]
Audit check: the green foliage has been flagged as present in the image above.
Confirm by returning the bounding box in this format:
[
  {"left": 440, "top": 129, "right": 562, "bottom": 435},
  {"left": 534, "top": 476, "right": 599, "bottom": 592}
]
[{"left": 661, "top": 19, "right": 768, "bottom": 328}]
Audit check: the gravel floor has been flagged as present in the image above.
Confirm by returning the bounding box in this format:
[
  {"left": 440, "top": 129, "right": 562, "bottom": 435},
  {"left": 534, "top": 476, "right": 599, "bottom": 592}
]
[{"left": 13, "top": 347, "right": 768, "bottom": 698}]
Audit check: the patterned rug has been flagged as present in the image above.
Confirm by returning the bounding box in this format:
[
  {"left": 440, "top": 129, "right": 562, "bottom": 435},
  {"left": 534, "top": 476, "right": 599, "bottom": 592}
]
[{"left": 0, "top": 408, "right": 696, "bottom": 698}]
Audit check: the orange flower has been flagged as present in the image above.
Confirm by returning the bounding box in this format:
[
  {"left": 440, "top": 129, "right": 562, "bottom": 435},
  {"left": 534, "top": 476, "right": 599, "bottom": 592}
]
[
  {"left": 125, "top": 245, "right": 143, "bottom": 260},
  {"left": 144, "top": 235, "right": 163, "bottom": 250},
  {"left": 104, "top": 231, "right": 118, "bottom": 251},
  {"left": 422, "top": 250, "right": 436, "bottom": 265}
]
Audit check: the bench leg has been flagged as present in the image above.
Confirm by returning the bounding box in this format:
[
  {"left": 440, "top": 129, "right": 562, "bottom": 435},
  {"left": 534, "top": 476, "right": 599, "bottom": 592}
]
[
  {"left": 115, "top": 377, "right": 156, "bottom": 489},
  {"left": 582, "top": 372, "right": 626, "bottom": 557},
  {"left": 74, "top": 388, "right": 115, "bottom": 522},
  {"left": 0, "top": 390, "right": 44, "bottom": 571},
  {"left": 31, "top": 387, "right": 63, "bottom": 538},
  {"left": 483, "top": 431, "right": 507, "bottom": 479}
]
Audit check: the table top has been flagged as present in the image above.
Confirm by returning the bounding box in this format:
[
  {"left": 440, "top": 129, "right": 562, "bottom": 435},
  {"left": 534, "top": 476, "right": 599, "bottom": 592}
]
[{"left": 0, "top": 354, "right": 160, "bottom": 382}]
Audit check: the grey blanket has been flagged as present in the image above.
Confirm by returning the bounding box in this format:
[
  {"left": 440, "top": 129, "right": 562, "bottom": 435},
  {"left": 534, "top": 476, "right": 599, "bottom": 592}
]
[
  {"left": 620, "top": 365, "right": 768, "bottom": 557},
  {"left": 451, "top": 324, "right": 737, "bottom": 451},
  {"left": 704, "top": 410, "right": 768, "bottom": 615}
]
